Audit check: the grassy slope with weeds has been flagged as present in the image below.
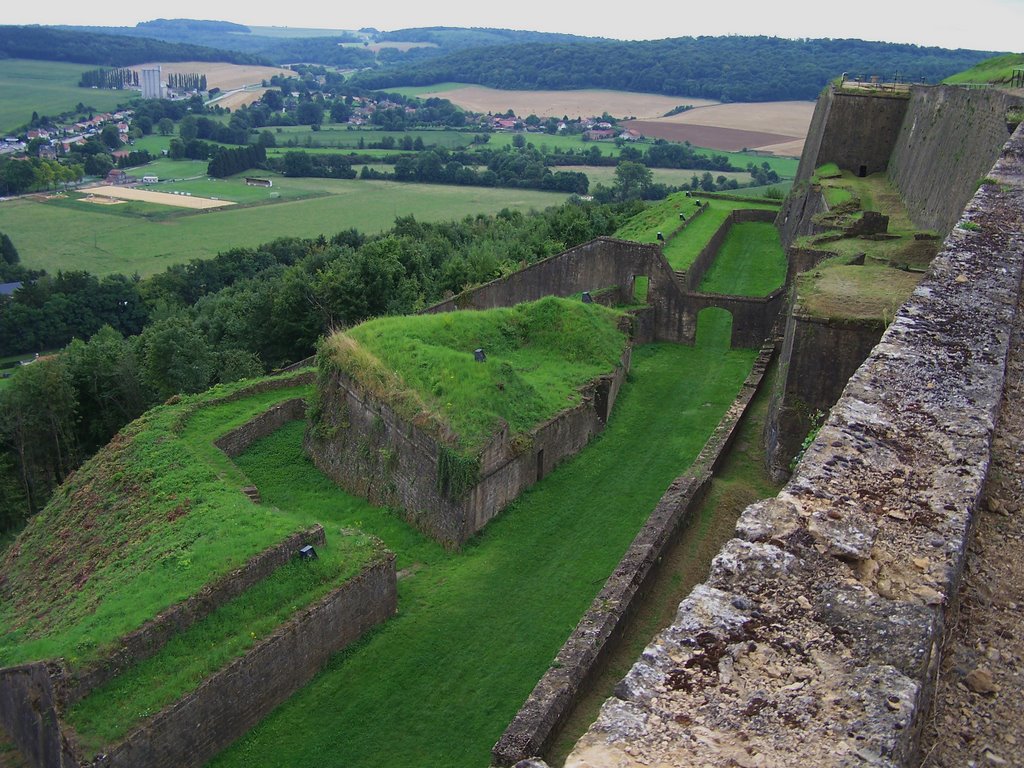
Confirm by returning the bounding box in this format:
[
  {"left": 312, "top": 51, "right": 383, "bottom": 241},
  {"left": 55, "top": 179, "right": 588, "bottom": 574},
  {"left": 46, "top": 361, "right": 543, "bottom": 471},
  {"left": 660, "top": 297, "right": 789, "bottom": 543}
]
[
  {"left": 322, "top": 297, "right": 629, "bottom": 456},
  {"left": 213, "top": 312, "right": 756, "bottom": 768},
  {"left": 0, "top": 375, "right": 316, "bottom": 667},
  {"left": 698, "top": 221, "right": 787, "bottom": 296},
  {"left": 796, "top": 171, "right": 936, "bottom": 320},
  {"left": 943, "top": 53, "right": 1024, "bottom": 85}
]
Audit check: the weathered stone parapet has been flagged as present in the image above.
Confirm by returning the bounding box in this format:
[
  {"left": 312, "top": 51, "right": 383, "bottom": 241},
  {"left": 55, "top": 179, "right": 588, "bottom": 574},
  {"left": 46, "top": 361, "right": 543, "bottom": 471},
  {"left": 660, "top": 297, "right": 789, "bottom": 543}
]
[{"left": 564, "top": 126, "right": 1024, "bottom": 768}]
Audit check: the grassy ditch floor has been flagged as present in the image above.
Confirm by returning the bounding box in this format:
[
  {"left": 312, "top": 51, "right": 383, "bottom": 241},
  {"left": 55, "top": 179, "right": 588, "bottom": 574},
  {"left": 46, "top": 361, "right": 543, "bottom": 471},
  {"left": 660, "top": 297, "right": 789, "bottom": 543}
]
[
  {"left": 548, "top": 353, "right": 783, "bottom": 764},
  {"left": 64, "top": 536, "right": 380, "bottom": 757},
  {"left": 0, "top": 375, "right": 317, "bottom": 668},
  {"left": 213, "top": 314, "right": 757, "bottom": 768},
  {"left": 698, "top": 221, "right": 787, "bottom": 296},
  {"left": 324, "top": 297, "right": 628, "bottom": 456}
]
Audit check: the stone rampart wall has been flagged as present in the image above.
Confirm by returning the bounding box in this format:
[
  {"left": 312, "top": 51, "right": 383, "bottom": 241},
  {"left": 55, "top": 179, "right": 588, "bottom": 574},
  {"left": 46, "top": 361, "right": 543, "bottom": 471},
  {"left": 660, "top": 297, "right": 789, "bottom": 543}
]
[
  {"left": 494, "top": 338, "right": 778, "bottom": 766},
  {"left": 66, "top": 526, "right": 327, "bottom": 705},
  {"left": 889, "top": 85, "right": 1022, "bottom": 234},
  {"left": 422, "top": 237, "right": 692, "bottom": 344},
  {"left": 0, "top": 662, "right": 76, "bottom": 768},
  {"left": 764, "top": 308, "right": 886, "bottom": 481},
  {"left": 92, "top": 553, "right": 397, "bottom": 768},
  {"left": 681, "top": 287, "right": 787, "bottom": 349},
  {"left": 563, "top": 124, "right": 1024, "bottom": 768},
  {"left": 800, "top": 86, "right": 909, "bottom": 179},
  {"left": 214, "top": 398, "right": 307, "bottom": 457}
]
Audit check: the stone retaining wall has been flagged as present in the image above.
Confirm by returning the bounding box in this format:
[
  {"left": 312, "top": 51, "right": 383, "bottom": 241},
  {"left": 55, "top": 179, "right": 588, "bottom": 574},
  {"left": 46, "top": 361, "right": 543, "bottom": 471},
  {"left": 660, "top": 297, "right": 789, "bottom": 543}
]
[
  {"left": 493, "top": 337, "right": 778, "bottom": 765},
  {"left": 89, "top": 553, "right": 396, "bottom": 768},
  {"left": 66, "top": 526, "right": 327, "bottom": 705},
  {"left": 562, "top": 123, "right": 1024, "bottom": 768},
  {"left": 680, "top": 209, "right": 777, "bottom": 291},
  {"left": 214, "top": 398, "right": 307, "bottom": 457},
  {"left": 307, "top": 350, "right": 631, "bottom": 548}
]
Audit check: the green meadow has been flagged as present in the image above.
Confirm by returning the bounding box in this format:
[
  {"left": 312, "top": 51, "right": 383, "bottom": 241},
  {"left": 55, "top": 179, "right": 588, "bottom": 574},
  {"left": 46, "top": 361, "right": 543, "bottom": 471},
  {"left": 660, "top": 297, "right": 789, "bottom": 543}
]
[
  {"left": 0, "top": 59, "right": 132, "bottom": 135},
  {"left": 0, "top": 177, "right": 568, "bottom": 277}
]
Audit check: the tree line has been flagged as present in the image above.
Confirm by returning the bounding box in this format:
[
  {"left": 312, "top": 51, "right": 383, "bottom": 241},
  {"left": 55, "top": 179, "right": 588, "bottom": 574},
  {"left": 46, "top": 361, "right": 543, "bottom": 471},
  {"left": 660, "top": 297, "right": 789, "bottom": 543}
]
[
  {"left": 352, "top": 36, "right": 996, "bottom": 102},
  {"left": 0, "top": 25, "right": 264, "bottom": 68},
  {"left": 0, "top": 200, "right": 643, "bottom": 533},
  {"left": 78, "top": 67, "right": 139, "bottom": 89}
]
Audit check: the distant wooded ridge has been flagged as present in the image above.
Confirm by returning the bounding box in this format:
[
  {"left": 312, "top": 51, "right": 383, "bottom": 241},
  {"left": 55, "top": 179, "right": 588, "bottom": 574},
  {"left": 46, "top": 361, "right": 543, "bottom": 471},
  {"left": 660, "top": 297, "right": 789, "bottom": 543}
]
[
  {"left": 352, "top": 36, "right": 998, "bottom": 102},
  {"left": 0, "top": 25, "right": 265, "bottom": 67},
  {"left": 1, "top": 22, "right": 998, "bottom": 102}
]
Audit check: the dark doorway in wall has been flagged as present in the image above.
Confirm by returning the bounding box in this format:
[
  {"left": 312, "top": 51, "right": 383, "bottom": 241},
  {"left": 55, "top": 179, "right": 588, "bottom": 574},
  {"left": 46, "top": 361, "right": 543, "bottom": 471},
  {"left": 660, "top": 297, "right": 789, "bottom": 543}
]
[
  {"left": 858, "top": 165, "right": 868, "bottom": 178},
  {"left": 536, "top": 449, "right": 545, "bottom": 482}
]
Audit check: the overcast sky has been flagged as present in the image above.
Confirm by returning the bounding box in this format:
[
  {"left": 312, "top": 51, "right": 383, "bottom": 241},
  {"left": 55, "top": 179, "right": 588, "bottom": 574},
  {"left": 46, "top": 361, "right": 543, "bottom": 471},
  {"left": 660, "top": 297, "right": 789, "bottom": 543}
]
[{"left": 7, "top": 0, "right": 1022, "bottom": 53}]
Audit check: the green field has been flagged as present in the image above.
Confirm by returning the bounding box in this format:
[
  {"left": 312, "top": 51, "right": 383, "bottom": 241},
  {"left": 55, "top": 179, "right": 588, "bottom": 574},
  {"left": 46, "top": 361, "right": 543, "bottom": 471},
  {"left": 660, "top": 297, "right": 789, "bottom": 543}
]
[
  {"left": 554, "top": 165, "right": 752, "bottom": 186},
  {"left": 0, "top": 178, "right": 569, "bottom": 277},
  {"left": 0, "top": 59, "right": 133, "bottom": 135},
  {"left": 698, "top": 221, "right": 787, "bottom": 296},
  {"left": 213, "top": 323, "right": 756, "bottom": 768}
]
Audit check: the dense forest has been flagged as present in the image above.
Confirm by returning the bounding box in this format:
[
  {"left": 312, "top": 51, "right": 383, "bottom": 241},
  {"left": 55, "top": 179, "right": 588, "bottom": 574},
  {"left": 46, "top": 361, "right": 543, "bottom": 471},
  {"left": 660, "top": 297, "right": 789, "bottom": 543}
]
[
  {"left": 352, "top": 36, "right": 997, "bottom": 101},
  {"left": 0, "top": 200, "right": 643, "bottom": 533},
  {"left": 0, "top": 25, "right": 264, "bottom": 67}
]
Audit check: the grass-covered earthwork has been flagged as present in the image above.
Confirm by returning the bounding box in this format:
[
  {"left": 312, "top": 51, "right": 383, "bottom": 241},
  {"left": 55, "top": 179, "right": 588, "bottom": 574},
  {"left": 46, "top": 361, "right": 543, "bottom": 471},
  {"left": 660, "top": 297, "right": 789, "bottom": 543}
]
[
  {"left": 320, "top": 297, "right": 629, "bottom": 455},
  {"left": 0, "top": 374, "right": 317, "bottom": 667},
  {"left": 213, "top": 318, "right": 757, "bottom": 768},
  {"left": 65, "top": 533, "right": 380, "bottom": 755}
]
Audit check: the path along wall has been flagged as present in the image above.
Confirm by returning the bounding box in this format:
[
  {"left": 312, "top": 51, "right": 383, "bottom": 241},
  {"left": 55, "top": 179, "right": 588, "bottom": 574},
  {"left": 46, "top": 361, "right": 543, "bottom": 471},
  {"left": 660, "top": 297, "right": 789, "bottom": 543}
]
[
  {"left": 680, "top": 209, "right": 778, "bottom": 291},
  {"left": 306, "top": 350, "right": 631, "bottom": 548},
  {"left": 562, "top": 124, "right": 1024, "bottom": 768}
]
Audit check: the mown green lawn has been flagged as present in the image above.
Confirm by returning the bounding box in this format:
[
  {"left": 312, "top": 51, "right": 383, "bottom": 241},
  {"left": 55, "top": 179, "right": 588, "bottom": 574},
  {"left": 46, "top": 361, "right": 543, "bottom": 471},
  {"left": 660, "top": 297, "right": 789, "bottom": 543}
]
[
  {"left": 656, "top": 197, "right": 780, "bottom": 271},
  {"left": 213, "top": 316, "right": 756, "bottom": 768},
  {"left": 0, "top": 59, "right": 133, "bottom": 135},
  {"left": 0, "top": 179, "right": 568, "bottom": 277},
  {"left": 698, "top": 221, "right": 787, "bottom": 296}
]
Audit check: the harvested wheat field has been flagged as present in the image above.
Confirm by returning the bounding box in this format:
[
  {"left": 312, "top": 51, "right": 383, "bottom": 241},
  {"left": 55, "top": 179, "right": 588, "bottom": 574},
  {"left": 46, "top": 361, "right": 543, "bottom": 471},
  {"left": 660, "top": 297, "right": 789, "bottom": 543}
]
[
  {"left": 415, "top": 86, "right": 719, "bottom": 119},
  {"left": 80, "top": 186, "right": 235, "bottom": 210},
  {"left": 624, "top": 101, "right": 814, "bottom": 156},
  {"left": 214, "top": 88, "right": 273, "bottom": 111},
  {"left": 134, "top": 62, "right": 293, "bottom": 91}
]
